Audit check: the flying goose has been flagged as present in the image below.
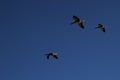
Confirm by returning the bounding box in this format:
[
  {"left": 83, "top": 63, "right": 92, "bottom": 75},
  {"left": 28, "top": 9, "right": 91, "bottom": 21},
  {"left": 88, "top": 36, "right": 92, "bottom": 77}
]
[
  {"left": 95, "top": 24, "right": 106, "bottom": 32},
  {"left": 71, "top": 15, "right": 85, "bottom": 29},
  {"left": 45, "top": 52, "right": 58, "bottom": 59}
]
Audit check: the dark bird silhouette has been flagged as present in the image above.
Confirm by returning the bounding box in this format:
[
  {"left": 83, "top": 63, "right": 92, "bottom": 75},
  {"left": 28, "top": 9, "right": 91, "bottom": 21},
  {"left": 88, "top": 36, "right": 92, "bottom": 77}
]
[
  {"left": 95, "top": 24, "right": 106, "bottom": 32},
  {"left": 70, "top": 16, "right": 85, "bottom": 29},
  {"left": 45, "top": 52, "right": 58, "bottom": 59}
]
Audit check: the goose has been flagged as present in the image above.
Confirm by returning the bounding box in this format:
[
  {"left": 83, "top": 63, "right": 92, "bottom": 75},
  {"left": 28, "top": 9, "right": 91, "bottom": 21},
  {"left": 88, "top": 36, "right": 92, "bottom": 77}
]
[
  {"left": 71, "top": 16, "right": 85, "bottom": 29},
  {"left": 95, "top": 24, "right": 106, "bottom": 32},
  {"left": 45, "top": 52, "right": 58, "bottom": 59}
]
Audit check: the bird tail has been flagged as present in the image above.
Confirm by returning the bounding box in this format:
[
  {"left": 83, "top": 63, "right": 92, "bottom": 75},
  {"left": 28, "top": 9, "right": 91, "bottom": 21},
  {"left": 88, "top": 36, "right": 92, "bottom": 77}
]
[
  {"left": 70, "top": 21, "right": 76, "bottom": 25},
  {"left": 95, "top": 27, "right": 99, "bottom": 29}
]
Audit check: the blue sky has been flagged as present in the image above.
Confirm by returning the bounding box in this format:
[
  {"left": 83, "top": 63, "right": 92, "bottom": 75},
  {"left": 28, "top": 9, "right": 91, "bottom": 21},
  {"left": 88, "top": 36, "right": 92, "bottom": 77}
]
[{"left": 0, "top": 0, "right": 120, "bottom": 80}]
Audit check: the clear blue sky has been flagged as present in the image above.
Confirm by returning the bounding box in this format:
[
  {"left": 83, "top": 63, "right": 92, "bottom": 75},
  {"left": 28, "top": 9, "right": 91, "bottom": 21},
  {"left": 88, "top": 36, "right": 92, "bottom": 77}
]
[{"left": 0, "top": 0, "right": 120, "bottom": 80}]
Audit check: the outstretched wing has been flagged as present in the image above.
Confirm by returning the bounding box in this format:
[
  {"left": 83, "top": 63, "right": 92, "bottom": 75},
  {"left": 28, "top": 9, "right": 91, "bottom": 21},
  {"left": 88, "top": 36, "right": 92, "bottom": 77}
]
[
  {"left": 98, "top": 24, "right": 103, "bottom": 27},
  {"left": 53, "top": 55, "right": 58, "bottom": 59},
  {"left": 45, "top": 54, "right": 51, "bottom": 59},
  {"left": 101, "top": 27, "right": 105, "bottom": 32},
  {"left": 70, "top": 16, "right": 80, "bottom": 25},
  {"left": 73, "top": 16, "right": 79, "bottom": 21},
  {"left": 46, "top": 54, "right": 50, "bottom": 59},
  {"left": 78, "top": 23, "right": 85, "bottom": 29}
]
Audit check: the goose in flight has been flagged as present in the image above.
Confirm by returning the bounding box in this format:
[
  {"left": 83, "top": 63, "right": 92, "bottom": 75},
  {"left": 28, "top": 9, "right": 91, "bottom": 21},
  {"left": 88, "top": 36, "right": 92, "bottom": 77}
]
[
  {"left": 45, "top": 52, "right": 58, "bottom": 59},
  {"left": 95, "top": 24, "right": 106, "bottom": 32},
  {"left": 71, "top": 16, "right": 85, "bottom": 29}
]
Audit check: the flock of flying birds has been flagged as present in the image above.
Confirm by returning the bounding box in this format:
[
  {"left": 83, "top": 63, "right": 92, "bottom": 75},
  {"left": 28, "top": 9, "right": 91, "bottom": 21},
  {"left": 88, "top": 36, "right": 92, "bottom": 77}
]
[{"left": 45, "top": 15, "right": 106, "bottom": 59}]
